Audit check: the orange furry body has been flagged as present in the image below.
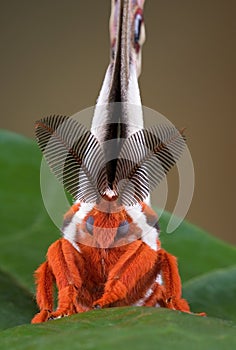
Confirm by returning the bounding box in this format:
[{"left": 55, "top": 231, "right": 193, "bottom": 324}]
[{"left": 32, "top": 202, "right": 193, "bottom": 323}]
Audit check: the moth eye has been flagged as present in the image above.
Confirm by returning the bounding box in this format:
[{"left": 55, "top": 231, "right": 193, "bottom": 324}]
[
  {"left": 117, "top": 220, "right": 129, "bottom": 237},
  {"left": 134, "top": 11, "right": 143, "bottom": 46},
  {"left": 86, "top": 216, "right": 94, "bottom": 235}
]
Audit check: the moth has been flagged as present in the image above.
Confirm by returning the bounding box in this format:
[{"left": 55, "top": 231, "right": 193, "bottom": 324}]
[{"left": 32, "top": 0, "right": 204, "bottom": 323}]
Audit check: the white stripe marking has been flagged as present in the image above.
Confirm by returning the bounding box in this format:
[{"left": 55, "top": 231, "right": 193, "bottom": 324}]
[
  {"left": 133, "top": 273, "right": 163, "bottom": 306},
  {"left": 133, "top": 287, "right": 153, "bottom": 306},
  {"left": 63, "top": 202, "right": 94, "bottom": 252},
  {"left": 125, "top": 204, "right": 158, "bottom": 251}
]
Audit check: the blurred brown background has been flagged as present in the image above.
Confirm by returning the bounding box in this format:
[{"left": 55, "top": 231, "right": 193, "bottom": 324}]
[{"left": 0, "top": 0, "right": 235, "bottom": 244}]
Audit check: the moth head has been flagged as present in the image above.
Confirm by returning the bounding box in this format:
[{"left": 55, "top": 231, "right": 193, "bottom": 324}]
[
  {"left": 67, "top": 196, "right": 136, "bottom": 248},
  {"left": 63, "top": 194, "right": 159, "bottom": 249}
]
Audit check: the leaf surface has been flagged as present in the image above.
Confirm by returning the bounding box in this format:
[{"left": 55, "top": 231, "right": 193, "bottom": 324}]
[
  {"left": 0, "top": 308, "right": 236, "bottom": 350},
  {"left": 183, "top": 266, "right": 236, "bottom": 322}
]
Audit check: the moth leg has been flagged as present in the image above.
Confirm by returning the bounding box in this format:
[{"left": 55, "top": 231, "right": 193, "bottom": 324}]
[
  {"left": 47, "top": 238, "right": 87, "bottom": 320},
  {"left": 142, "top": 281, "right": 166, "bottom": 307},
  {"left": 93, "top": 241, "right": 157, "bottom": 308},
  {"left": 154, "top": 249, "right": 190, "bottom": 312},
  {"left": 152, "top": 249, "right": 206, "bottom": 315},
  {"left": 157, "top": 249, "right": 189, "bottom": 311},
  {"left": 32, "top": 238, "right": 86, "bottom": 323},
  {"left": 31, "top": 261, "right": 54, "bottom": 323}
]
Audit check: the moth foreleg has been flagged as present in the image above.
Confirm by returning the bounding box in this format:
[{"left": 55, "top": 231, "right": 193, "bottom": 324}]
[
  {"left": 31, "top": 261, "right": 54, "bottom": 323},
  {"left": 32, "top": 238, "right": 86, "bottom": 323},
  {"left": 156, "top": 249, "right": 190, "bottom": 312},
  {"left": 47, "top": 238, "right": 86, "bottom": 319},
  {"left": 93, "top": 241, "right": 157, "bottom": 308}
]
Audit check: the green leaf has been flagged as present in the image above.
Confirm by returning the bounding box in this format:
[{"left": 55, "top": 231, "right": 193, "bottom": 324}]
[
  {"left": 0, "top": 308, "right": 236, "bottom": 350},
  {"left": 0, "top": 269, "right": 37, "bottom": 330},
  {"left": 183, "top": 266, "right": 236, "bottom": 322},
  {"left": 0, "top": 130, "right": 59, "bottom": 291},
  {"left": 159, "top": 211, "right": 236, "bottom": 282}
]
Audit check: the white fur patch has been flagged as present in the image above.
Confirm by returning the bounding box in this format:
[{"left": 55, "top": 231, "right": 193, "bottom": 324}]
[
  {"left": 133, "top": 273, "right": 163, "bottom": 306},
  {"left": 125, "top": 204, "right": 158, "bottom": 251},
  {"left": 127, "top": 64, "right": 142, "bottom": 107},
  {"left": 133, "top": 287, "right": 153, "bottom": 306},
  {"left": 91, "top": 64, "right": 144, "bottom": 141},
  {"left": 63, "top": 202, "right": 94, "bottom": 252},
  {"left": 156, "top": 273, "right": 163, "bottom": 285},
  {"left": 126, "top": 64, "right": 144, "bottom": 136},
  {"left": 91, "top": 66, "right": 112, "bottom": 142},
  {"left": 104, "top": 188, "right": 117, "bottom": 199}
]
